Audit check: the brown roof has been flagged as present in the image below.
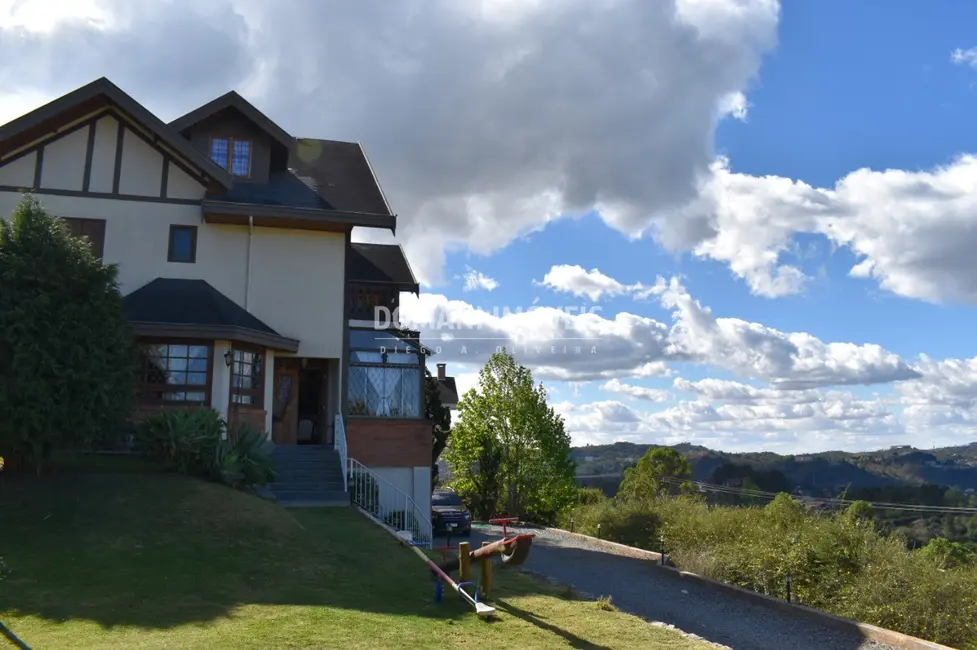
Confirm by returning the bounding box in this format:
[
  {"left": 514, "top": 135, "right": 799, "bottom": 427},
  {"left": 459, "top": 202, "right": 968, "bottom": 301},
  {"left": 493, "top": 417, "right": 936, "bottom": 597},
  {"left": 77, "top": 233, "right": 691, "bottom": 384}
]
[
  {"left": 347, "top": 243, "right": 418, "bottom": 292},
  {"left": 289, "top": 139, "right": 393, "bottom": 218},
  {"left": 438, "top": 377, "right": 459, "bottom": 406},
  {"left": 0, "top": 77, "right": 233, "bottom": 189}
]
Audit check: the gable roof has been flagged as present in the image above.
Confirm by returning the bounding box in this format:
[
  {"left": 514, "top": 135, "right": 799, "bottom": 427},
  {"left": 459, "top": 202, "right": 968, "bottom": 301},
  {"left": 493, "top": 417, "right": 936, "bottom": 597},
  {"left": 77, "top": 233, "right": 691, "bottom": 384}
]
[
  {"left": 0, "top": 77, "right": 233, "bottom": 190},
  {"left": 438, "top": 377, "right": 459, "bottom": 407},
  {"left": 168, "top": 90, "right": 294, "bottom": 151},
  {"left": 289, "top": 139, "right": 394, "bottom": 217},
  {"left": 347, "top": 243, "right": 419, "bottom": 292},
  {"left": 124, "top": 278, "right": 299, "bottom": 352}
]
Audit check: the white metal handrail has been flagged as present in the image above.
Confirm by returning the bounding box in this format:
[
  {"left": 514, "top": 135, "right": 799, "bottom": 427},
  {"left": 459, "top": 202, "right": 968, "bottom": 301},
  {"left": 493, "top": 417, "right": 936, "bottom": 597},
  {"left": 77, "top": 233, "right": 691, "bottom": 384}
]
[
  {"left": 347, "top": 457, "right": 433, "bottom": 544},
  {"left": 334, "top": 414, "right": 348, "bottom": 489}
]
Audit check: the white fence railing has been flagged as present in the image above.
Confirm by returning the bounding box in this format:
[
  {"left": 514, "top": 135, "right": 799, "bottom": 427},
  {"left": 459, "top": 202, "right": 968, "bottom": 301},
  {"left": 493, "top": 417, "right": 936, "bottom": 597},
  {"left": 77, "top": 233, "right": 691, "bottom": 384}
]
[
  {"left": 347, "top": 457, "right": 432, "bottom": 545},
  {"left": 334, "top": 414, "right": 348, "bottom": 489}
]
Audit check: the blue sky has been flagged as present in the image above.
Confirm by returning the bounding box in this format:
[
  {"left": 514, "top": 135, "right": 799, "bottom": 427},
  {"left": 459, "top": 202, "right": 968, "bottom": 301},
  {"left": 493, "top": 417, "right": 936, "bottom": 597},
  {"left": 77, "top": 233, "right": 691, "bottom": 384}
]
[{"left": 4, "top": 0, "right": 977, "bottom": 454}]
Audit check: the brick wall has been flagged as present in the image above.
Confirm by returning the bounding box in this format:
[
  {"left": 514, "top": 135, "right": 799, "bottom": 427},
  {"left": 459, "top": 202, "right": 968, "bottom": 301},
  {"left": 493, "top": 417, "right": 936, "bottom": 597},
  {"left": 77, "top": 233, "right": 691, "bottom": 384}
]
[
  {"left": 228, "top": 407, "right": 267, "bottom": 432},
  {"left": 345, "top": 417, "right": 432, "bottom": 467}
]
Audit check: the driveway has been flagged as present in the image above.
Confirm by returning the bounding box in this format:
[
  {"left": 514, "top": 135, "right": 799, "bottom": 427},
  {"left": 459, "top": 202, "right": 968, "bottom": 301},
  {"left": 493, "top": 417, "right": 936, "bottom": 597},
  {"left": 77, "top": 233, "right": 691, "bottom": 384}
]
[{"left": 435, "top": 524, "right": 897, "bottom": 650}]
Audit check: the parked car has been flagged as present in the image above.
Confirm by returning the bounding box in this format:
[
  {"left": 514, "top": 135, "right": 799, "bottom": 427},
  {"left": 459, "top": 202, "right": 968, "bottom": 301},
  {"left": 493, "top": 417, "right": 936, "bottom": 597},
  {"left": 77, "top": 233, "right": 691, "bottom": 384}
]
[{"left": 431, "top": 490, "right": 472, "bottom": 536}]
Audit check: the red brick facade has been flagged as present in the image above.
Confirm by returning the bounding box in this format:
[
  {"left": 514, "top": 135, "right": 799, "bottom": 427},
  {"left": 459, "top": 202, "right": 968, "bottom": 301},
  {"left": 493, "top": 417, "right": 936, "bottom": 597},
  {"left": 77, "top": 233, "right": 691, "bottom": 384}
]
[
  {"left": 345, "top": 417, "right": 432, "bottom": 467},
  {"left": 227, "top": 407, "right": 267, "bottom": 432}
]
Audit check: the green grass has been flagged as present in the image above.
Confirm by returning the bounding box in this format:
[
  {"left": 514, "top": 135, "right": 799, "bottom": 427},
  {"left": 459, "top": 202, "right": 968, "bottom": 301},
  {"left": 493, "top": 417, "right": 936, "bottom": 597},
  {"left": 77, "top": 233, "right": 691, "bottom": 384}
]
[{"left": 0, "top": 472, "right": 710, "bottom": 649}]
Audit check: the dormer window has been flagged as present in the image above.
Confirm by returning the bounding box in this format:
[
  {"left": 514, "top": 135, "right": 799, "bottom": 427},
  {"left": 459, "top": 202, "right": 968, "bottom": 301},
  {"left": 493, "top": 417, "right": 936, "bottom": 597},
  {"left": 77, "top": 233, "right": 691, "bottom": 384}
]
[{"left": 209, "top": 137, "right": 251, "bottom": 177}]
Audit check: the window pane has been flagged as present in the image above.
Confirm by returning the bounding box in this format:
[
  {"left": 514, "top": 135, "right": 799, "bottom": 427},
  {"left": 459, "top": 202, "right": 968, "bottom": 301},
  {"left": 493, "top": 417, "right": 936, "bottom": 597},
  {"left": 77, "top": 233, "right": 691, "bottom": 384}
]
[
  {"left": 349, "top": 328, "right": 418, "bottom": 353},
  {"left": 349, "top": 350, "right": 417, "bottom": 364},
  {"left": 170, "top": 345, "right": 188, "bottom": 357},
  {"left": 167, "top": 372, "right": 187, "bottom": 385},
  {"left": 188, "top": 357, "right": 208, "bottom": 372},
  {"left": 190, "top": 345, "right": 209, "bottom": 359},
  {"left": 167, "top": 357, "right": 187, "bottom": 371},
  {"left": 185, "top": 392, "right": 207, "bottom": 403},
  {"left": 348, "top": 365, "right": 420, "bottom": 417},
  {"left": 164, "top": 392, "right": 186, "bottom": 401},
  {"left": 210, "top": 138, "right": 229, "bottom": 169},
  {"left": 169, "top": 228, "right": 194, "bottom": 262},
  {"left": 187, "top": 372, "right": 207, "bottom": 386},
  {"left": 231, "top": 140, "right": 251, "bottom": 176}
]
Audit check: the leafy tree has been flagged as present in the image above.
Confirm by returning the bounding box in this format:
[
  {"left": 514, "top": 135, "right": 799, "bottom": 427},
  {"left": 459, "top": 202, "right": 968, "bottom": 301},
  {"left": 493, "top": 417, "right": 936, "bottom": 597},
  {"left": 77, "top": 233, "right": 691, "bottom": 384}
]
[
  {"left": 444, "top": 349, "right": 576, "bottom": 524},
  {"left": 0, "top": 195, "right": 138, "bottom": 475},
  {"left": 618, "top": 447, "right": 692, "bottom": 501},
  {"left": 424, "top": 366, "right": 451, "bottom": 489}
]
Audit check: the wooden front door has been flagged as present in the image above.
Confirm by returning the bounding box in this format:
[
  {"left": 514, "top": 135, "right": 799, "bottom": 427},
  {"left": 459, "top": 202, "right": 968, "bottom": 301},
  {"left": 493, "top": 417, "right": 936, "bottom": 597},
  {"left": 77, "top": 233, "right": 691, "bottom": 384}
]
[{"left": 272, "top": 359, "right": 300, "bottom": 444}]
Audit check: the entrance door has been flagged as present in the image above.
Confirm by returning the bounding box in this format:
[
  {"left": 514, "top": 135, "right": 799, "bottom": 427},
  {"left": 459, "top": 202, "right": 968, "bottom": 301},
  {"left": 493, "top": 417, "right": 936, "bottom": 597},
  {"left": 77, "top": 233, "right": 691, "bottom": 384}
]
[
  {"left": 298, "top": 368, "right": 324, "bottom": 445},
  {"left": 272, "top": 359, "right": 299, "bottom": 444}
]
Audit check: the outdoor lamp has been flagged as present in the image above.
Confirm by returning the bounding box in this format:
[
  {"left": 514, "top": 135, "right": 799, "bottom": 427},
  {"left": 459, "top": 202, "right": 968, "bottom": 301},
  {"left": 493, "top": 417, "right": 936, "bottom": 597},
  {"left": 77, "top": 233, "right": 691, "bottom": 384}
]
[{"left": 224, "top": 349, "right": 233, "bottom": 367}]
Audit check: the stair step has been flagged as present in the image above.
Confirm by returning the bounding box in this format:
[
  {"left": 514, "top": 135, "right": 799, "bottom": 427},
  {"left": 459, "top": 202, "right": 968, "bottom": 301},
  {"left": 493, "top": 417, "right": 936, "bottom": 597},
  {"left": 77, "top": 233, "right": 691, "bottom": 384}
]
[
  {"left": 272, "top": 489, "right": 350, "bottom": 502},
  {"left": 272, "top": 480, "right": 347, "bottom": 491}
]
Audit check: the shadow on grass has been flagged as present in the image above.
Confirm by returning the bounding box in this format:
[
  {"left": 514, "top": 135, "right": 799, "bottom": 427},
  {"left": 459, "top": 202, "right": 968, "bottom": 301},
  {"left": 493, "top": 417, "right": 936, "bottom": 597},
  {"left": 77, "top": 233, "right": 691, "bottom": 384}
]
[
  {"left": 494, "top": 600, "right": 614, "bottom": 650},
  {"left": 0, "top": 472, "right": 504, "bottom": 631}
]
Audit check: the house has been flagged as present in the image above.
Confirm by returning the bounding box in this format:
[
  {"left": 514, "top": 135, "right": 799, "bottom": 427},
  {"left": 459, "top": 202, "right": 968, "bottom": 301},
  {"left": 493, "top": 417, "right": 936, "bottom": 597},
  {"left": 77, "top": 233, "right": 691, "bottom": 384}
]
[
  {"left": 436, "top": 363, "right": 460, "bottom": 409},
  {"left": 0, "top": 77, "right": 433, "bottom": 521}
]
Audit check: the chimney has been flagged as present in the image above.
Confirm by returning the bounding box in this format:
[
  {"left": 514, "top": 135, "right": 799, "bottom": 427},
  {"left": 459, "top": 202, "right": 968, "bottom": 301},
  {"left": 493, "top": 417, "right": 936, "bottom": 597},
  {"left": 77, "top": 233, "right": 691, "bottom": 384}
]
[{"left": 437, "top": 363, "right": 446, "bottom": 381}]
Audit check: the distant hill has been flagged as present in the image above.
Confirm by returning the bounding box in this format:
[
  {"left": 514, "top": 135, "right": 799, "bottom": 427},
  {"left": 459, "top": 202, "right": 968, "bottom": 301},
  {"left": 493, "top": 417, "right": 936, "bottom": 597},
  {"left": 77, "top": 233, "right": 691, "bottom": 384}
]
[{"left": 572, "top": 441, "right": 977, "bottom": 495}]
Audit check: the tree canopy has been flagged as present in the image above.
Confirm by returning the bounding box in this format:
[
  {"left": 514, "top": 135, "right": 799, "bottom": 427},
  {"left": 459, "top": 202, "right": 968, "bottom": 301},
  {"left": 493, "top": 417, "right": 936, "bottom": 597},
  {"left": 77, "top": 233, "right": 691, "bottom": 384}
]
[
  {"left": 619, "top": 446, "right": 693, "bottom": 501},
  {"left": 444, "top": 349, "right": 576, "bottom": 523},
  {"left": 424, "top": 366, "right": 451, "bottom": 489},
  {"left": 0, "top": 195, "right": 138, "bottom": 474}
]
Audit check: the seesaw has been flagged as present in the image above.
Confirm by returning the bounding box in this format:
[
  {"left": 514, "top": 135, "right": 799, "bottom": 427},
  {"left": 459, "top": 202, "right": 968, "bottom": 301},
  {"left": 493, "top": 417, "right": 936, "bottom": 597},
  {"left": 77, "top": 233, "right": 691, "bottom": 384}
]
[{"left": 388, "top": 517, "right": 535, "bottom": 618}]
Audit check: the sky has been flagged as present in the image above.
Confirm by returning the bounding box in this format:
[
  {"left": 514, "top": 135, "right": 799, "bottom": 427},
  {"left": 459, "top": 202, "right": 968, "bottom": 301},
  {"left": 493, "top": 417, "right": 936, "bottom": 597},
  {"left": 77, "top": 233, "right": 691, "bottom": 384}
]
[{"left": 3, "top": 0, "right": 977, "bottom": 454}]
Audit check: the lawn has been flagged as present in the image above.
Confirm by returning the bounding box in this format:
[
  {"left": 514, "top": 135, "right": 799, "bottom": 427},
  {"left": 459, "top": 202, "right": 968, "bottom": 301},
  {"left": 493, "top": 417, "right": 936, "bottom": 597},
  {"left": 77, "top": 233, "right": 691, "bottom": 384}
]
[{"left": 0, "top": 469, "right": 709, "bottom": 649}]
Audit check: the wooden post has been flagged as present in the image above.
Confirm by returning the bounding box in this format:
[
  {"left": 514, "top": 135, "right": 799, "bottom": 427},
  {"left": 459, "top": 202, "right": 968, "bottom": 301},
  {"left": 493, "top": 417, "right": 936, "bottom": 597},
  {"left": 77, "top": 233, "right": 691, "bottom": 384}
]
[
  {"left": 480, "top": 540, "right": 493, "bottom": 599},
  {"left": 459, "top": 541, "right": 471, "bottom": 581}
]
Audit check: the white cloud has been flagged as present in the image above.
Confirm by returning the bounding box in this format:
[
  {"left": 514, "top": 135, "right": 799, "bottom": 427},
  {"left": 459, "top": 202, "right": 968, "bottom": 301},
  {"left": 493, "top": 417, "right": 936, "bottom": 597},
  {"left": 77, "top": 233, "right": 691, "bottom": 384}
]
[
  {"left": 460, "top": 267, "right": 499, "bottom": 292},
  {"left": 399, "top": 275, "right": 919, "bottom": 389},
  {"left": 535, "top": 264, "right": 656, "bottom": 301},
  {"left": 951, "top": 46, "right": 977, "bottom": 69},
  {"left": 0, "top": 0, "right": 780, "bottom": 286},
  {"left": 601, "top": 378, "right": 670, "bottom": 402}
]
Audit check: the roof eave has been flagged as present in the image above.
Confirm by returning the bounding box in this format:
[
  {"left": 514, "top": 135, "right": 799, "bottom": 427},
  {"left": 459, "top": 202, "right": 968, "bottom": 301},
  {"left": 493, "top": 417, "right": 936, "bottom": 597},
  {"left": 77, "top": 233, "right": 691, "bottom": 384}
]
[
  {"left": 202, "top": 200, "right": 397, "bottom": 230},
  {"left": 131, "top": 321, "right": 300, "bottom": 353},
  {"left": 169, "top": 91, "right": 295, "bottom": 151}
]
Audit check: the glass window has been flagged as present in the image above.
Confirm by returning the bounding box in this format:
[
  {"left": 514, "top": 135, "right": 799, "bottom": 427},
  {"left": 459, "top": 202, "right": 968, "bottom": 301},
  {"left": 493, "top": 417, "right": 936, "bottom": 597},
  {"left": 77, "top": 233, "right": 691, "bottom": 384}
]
[
  {"left": 167, "top": 225, "right": 196, "bottom": 263},
  {"left": 432, "top": 492, "right": 465, "bottom": 506},
  {"left": 210, "top": 138, "right": 229, "bottom": 170},
  {"left": 231, "top": 140, "right": 251, "bottom": 176},
  {"left": 139, "top": 343, "right": 211, "bottom": 404},
  {"left": 231, "top": 348, "right": 264, "bottom": 407},
  {"left": 347, "top": 365, "right": 420, "bottom": 418},
  {"left": 350, "top": 350, "right": 418, "bottom": 364},
  {"left": 349, "top": 328, "right": 418, "bottom": 353},
  {"left": 209, "top": 137, "right": 251, "bottom": 177}
]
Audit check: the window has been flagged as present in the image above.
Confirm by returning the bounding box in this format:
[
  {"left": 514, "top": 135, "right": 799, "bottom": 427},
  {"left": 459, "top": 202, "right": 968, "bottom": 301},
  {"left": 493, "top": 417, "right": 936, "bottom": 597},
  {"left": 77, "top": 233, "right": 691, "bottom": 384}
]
[
  {"left": 138, "top": 343, "right": 211, "bottom": 404},
  {"left": 209, "top": 137, "right": 251, "bottom": 177},
  {"left": 168, "top": 225, "right": 197, "bottom": 263},
  {"left": 231, "top": 347, "right": 264, "bottom": 407},
  {"left": 347, "top": 328, "right": 422, "bottom": 418},
  {"left": 61, "top": 217, "right": 106, "bottom": 259}
]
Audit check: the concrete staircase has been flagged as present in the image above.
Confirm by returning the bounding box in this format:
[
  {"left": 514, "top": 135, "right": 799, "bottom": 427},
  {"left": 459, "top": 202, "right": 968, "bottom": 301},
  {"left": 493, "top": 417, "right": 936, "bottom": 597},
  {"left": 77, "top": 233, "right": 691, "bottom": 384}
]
[{"left": 269, "top": 445, "right": 349, "bottom": 507}]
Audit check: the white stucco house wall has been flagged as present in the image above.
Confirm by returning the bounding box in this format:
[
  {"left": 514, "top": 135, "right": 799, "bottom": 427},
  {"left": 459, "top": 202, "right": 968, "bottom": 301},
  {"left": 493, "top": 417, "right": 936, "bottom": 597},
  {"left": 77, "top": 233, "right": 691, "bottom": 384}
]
[{"left": 0, "top": 77, "right": 434, "bottom": 523}]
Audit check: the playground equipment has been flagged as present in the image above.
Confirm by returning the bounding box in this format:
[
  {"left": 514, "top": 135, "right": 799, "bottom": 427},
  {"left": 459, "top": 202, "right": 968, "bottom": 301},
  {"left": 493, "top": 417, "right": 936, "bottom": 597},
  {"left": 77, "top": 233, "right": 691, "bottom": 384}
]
[{"left": 386, "top": 516, "right": 536, "bottom": 619}]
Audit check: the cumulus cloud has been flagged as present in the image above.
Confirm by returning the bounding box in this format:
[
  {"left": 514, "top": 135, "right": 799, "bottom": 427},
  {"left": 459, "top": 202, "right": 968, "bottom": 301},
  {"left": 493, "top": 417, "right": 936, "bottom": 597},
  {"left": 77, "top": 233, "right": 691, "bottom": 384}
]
[
  {"left": 601, "top": 378, "right": 670, "bottom": 402},
  {"left": 0, "top": 0, "right": 780, "bottom": 286},
  {"left": 459, "top": 267, "right": 499, "bottom": 292},
  {"left": 535, "top": 264, "right": 656, "bottom": 301},
  {"left": 398, "top": 275, "right": 920, "bottom": 389},
  {"left": 951, "top": 46, "right": 977, "bottom": 69}
]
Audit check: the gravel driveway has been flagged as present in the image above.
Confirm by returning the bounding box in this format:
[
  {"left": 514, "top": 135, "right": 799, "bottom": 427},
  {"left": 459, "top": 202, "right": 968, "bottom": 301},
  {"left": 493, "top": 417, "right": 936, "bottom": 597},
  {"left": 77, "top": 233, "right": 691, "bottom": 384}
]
[{"left": 436, "top": 524, "right": 897, "bottom": 650}]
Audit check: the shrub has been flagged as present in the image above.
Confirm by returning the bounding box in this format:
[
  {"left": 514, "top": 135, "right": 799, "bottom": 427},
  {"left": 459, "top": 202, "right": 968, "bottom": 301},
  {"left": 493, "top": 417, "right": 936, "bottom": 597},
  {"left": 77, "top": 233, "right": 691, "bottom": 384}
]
[
  {"left": 0, "top": 196, "right": 138, "bottom": 475},
  {"left": 215, "top": 422, "right": 277, "bottom": 489},
  {"left": 577, "top": 486, "right": 607, "bottom": 505},
  {"left": 135, "top": 409, "right": 275, "bottom": 490},
  {"left": 563, "top": 494, "right": 977, "bottom": 648},
  {"left": 134, "top": 408, "right": 224, "bottom": 476}
]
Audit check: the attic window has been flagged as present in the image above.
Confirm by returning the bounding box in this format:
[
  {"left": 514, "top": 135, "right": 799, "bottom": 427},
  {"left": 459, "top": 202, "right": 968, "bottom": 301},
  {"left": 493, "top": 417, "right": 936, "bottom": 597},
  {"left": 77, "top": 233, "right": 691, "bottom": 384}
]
[{"left": 209, "top": 137, "right": 251, "bottom": 177}]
